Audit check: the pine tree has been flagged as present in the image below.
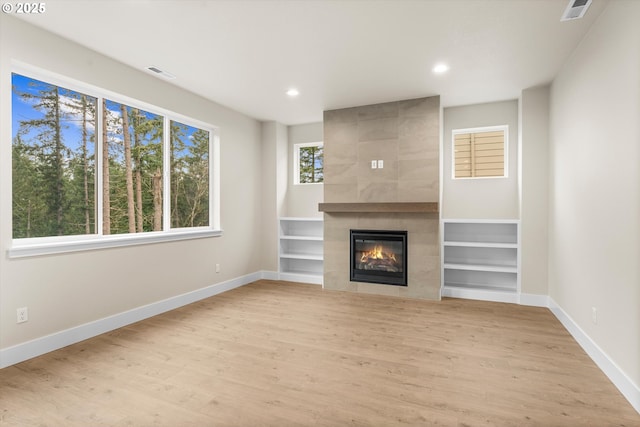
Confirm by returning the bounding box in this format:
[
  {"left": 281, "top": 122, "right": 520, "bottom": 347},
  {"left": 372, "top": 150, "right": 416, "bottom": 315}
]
[
  {"left": 170, "top": 121, "right": 186, "bottom": 228},
  {"left": 299, "top": 145, "right": 323, "bottom": 184},
  {"left": 120, "top": 104, "right": 136, "bottom": 233},
  {"left": 12, "top": 134, "right": 45, "bottom": 238},
  {"left": 170, "top": 122, "right": 209, "bottom": 228},
  {"left": 102, "top": 98, "right": 111, "bottom": 235},
  {"left": 14, "top": 78, "right": 68, "bottom": 236}
]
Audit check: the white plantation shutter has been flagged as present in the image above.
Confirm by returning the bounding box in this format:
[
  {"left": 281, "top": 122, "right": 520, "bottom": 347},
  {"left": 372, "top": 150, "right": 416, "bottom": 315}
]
[{"left": 453, "top": 127, "right": 507, "bottom": 178}]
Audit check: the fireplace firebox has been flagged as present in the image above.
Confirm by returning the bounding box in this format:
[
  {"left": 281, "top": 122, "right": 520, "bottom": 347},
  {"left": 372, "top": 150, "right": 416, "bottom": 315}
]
[{"left": 350, "top": 230, "right": 408, "bottom": 286}]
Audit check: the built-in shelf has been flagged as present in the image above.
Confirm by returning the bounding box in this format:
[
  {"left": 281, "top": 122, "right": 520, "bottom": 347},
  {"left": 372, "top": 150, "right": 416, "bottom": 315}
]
[
  {"left": 442, "top": 220, "right": 520, "bottom": 302},
  {"left": 444, "top": 241, "right": 518, "bottom": 249},
  {"left": 280, "top": 235, "right": 323, "bottom": 241},
  {"left": 280, "top": 253, "right": 324, "bottom": 261},
  {"left": 318, "top": 202, "right": 438, "bottom": 213},
  {"left": 443, "top": 263, "right": 518, "bottom": 274},
  {"left": 279, "top": 217, "right": 323, "bottom": 285}
]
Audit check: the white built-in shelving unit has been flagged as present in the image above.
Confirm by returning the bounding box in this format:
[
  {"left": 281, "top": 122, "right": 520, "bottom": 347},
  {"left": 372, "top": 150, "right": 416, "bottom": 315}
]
[
  {"left": 441, "top": 220, "right": 520, "bottom": 303},
  {"left": 279, "top": 217, "right": 323, "bottom": 285}
]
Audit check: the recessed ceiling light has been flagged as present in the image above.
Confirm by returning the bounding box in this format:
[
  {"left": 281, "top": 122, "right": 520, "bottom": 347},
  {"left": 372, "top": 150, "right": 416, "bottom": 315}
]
[
  {"left": 286, "top": 88, "right": 300, "bottom": 97},
  {"left": 432, "top": 63, "right": 449, "bottom": 74}
]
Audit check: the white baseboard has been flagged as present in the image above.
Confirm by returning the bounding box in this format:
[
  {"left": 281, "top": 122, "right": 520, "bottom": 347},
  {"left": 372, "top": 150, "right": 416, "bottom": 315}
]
[
  {"left": 441, "top": 286, "right": 519, "bottom": 304},
  {"left": 548, "top": 297, "right": 640, "bottom": 414},
  {"left": 519, "top": 292, "right": 550, "bottom": 307},
  {"left": 278, "top": 272, "right": 323, "bottom": 285},
  {"left": 441, "top": 287, "right": 550, "bottom": 308},
  {"left": 261, "top": 270, "right": 279, "bottom": 281},
  {"left": 0, "top": 271, "right": 269, "bottom": 369}
]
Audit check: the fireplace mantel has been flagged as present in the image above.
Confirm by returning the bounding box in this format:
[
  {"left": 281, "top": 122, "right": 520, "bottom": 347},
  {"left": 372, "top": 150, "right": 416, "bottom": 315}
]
[{"left": 318, "top": 202, "right": 438, "bottom": 214}]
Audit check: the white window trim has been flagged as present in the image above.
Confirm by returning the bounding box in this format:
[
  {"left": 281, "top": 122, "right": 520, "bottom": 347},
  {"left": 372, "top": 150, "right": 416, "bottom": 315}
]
[
  {"left": 9, "top": 62, "right": 222, "bottom": 258},
  {"left": 293, "top": 141, "right": 324, "bottom": 185},
  {"left": 8, "top": 229, "right": 223, "bottom": 259},
  {"left": 451, "top": 125, "right": 509, "bottom": 180}
]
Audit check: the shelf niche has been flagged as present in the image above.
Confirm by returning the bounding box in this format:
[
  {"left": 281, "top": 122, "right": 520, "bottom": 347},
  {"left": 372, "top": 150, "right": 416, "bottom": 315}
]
[
  {"left": 279, "top": 217, "right": 323, "bottom": 285},
  {"left": 442, "top": 220, "right": 520, "bottom": 302}
]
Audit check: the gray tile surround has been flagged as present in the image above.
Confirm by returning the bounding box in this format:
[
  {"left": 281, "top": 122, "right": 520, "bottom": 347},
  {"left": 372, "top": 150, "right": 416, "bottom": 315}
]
[{"left": 323, "top": 97, "right": 441, "bottom": 300}]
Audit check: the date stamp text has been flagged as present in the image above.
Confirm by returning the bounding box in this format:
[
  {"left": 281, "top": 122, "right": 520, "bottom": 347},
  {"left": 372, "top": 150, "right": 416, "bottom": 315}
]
[{"left": 2, "top": 3, "right": 46, "bottom": 14}]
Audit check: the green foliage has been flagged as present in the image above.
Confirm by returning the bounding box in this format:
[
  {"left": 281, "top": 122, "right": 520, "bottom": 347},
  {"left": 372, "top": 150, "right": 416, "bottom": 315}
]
[
  {"left": 104, "top": 102, "right": 164, "bottom": 234},
  {"left": 170, "top": 122, "right": 210, "bottom": 228},
  {"left": 12, "top": 76, "right": 97, "bottom": 238},
  {"left": 299, "top": 145, "right": 323, "bottom": 184},
  {"left": 12, "top": 74, "right": 211, "bottom": 239}
]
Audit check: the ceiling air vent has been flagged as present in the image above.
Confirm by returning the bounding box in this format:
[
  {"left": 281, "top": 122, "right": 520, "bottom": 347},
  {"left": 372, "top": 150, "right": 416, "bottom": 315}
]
[
  {"left": 561, "top": 0, "right": 592, "bottom": 21},
  {"left": 146, "top": 66, "right": 176, "bottom": 80}
]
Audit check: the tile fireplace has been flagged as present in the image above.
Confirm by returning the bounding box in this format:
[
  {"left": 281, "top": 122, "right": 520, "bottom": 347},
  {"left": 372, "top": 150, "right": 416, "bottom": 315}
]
[
  {"left": 322, "top": 95, "right": 441, "bottom": 300},
  {"left": 350, "top": 229, "right": 407, "bottom": 286}
]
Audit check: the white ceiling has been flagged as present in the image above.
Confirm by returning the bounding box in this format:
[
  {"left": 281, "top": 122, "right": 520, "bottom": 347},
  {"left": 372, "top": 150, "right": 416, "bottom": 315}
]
[{"left": 16, "top": 0, "right": 608, "bottom": 125}]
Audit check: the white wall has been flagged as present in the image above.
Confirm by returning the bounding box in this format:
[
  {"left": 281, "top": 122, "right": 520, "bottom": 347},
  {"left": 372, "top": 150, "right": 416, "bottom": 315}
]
[
  {"left": 549, "top": 0, "right": 640, "bottom": 394},
  {"left": 442, "top": 100, "right": 519, "bottom": 219},
  {"left": 0, "top": 16, "right": 264, "bottom": 350},
  {"left": 519, "top": 86, "right": 550, "bottom": 296},
  {"left": 285, "top": 122, "right": 323, "bottom": 218}
]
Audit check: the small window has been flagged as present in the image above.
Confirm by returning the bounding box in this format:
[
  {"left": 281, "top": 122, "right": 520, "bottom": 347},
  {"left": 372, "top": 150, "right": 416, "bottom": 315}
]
[
  {"left": 294, "top": 142, "right": 323, "bottom": 184},
  {"left": 452, "top": 126, "right": 508, "bottom": 179}
]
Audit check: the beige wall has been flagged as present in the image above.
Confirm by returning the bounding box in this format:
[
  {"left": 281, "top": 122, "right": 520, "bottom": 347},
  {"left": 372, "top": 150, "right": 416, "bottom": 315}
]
[
  {"left": 0, "top": 16, "right": 264, "bottom": 349},
  {"left": 549, "top": 0, "right": 640, "bottom": 387},
  {"left": 261, "top": 121, "right": 288, "bottom": 272},
  {"left": 519, "top": 86, "right": 550, "bottom": 296},
  {"left": 442, "top": 100, "right": 519, "bottom": 219},
  {"left": 285, "top": 122, "right": 324, "bottom": 218}
]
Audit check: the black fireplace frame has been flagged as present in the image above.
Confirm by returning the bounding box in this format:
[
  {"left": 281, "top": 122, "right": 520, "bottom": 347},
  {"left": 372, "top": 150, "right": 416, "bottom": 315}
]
[{"left": 350, "top": 229, "right": 408, "bottom": 286}]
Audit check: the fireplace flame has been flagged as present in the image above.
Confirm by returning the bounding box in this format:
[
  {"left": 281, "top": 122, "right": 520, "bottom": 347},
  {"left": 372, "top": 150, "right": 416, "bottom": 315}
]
[{"left": 360, "top": 245, "right": 397, "bottom": 263}]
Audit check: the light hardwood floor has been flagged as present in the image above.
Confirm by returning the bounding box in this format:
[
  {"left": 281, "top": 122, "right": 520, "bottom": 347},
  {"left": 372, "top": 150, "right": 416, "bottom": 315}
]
[{"left": 1, "top": 280, "right": 638, "bottom": 426}]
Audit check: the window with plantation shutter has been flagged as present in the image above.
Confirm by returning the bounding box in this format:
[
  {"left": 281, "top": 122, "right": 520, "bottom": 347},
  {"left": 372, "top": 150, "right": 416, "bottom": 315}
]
[{"left": 452, "top": 126, "right": 508, "bottom": 179}]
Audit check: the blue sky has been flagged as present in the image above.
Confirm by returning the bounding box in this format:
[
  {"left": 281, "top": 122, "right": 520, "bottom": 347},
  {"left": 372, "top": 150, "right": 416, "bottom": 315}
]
[
  {"left": 12, "top": 73, "right": 96, "bottom": 155},
  {"left": 12, "top": 73, "right": 206, "bottom": 160}
]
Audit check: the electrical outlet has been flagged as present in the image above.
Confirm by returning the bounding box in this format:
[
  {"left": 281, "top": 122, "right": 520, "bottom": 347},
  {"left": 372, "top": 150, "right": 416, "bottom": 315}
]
[
  {"left": 215, "top": 263, "right": 221, "bottom": 273},
  {"left": 378, "top": 160, "right": 384, "bottom": 169},
  {"left": 371, "top": 160, "right": 377, "bottom": 169},
  {"left": 592, "top": 307, "right": 597, "bottom": 324},
  {"left": 17, "top": 307, "right": 28, "bottom": 324}
]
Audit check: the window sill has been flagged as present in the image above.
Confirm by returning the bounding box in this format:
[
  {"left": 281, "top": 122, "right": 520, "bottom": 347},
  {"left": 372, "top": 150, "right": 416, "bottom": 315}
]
[
  {"left": 8, "top": 229, "right": 223, "bottom": 259},
  {"left": 452, "top": 176, "right": 508, "bottom": 180}
]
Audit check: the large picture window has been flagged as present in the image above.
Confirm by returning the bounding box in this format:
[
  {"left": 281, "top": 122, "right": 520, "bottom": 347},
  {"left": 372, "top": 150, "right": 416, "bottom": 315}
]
[{"left": 11, "top": 71, "right": 218, "bottom": 254}]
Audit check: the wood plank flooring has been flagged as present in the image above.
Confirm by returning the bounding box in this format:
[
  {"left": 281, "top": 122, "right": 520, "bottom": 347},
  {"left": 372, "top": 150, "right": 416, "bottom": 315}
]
[{"left": 1, "top": 280, "right": 638, "bottom": 426}]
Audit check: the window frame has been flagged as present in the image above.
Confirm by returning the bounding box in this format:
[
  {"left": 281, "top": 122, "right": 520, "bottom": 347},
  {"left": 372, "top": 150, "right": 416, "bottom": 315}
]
[
  {"left": 9, "top": 63, "right": 221, "bottom": 258},
  {"left": 293, "top": 141, "right": 324, "bottom": 185},
  {"left": 451, "top": 125, "right": 509, "bottom": 180}
]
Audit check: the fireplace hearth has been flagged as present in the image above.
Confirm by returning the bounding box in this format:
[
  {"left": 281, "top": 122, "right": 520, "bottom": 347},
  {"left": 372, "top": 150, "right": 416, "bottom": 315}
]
[{"left": 350, "top": 230, "right": 408, "bottom": 286}]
